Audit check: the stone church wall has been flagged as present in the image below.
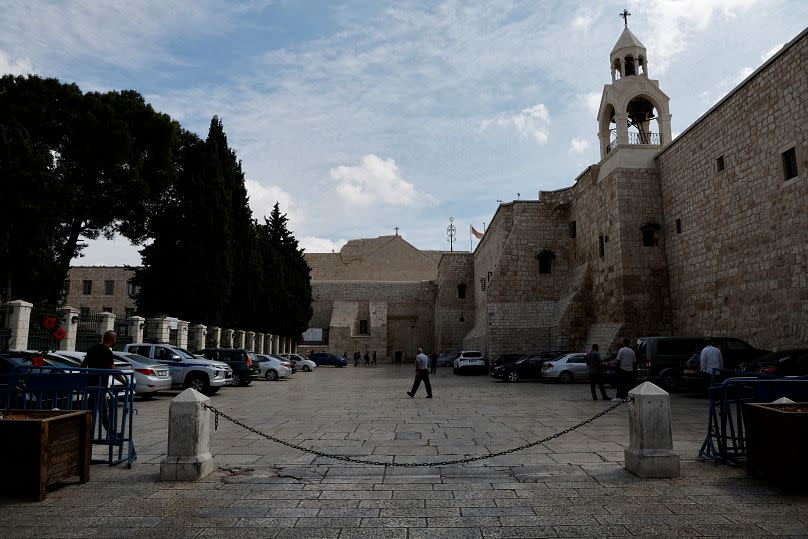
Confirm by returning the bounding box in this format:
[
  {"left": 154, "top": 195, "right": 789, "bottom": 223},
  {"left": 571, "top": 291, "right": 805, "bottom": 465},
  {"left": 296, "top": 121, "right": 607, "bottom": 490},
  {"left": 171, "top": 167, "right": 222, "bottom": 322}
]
[
  {"left": 434, "top": 252, "right": 475, "bottom": 353},
  {"left": 656, "top": 29, "right": 808, "bottom": 348}
]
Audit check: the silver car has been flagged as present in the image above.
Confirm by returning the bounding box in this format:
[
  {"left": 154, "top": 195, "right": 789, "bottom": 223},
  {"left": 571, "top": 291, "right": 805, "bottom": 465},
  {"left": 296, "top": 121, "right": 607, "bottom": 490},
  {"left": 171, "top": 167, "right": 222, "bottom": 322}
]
[
  {"left": 541, "top": 353, "right": 590, "bottom": 383},
  {"left": 113, "top": 351, "right": 173, "bottom": 395},
  {"left": 255, "top": 354, "right": 293, "bottom": 381}
]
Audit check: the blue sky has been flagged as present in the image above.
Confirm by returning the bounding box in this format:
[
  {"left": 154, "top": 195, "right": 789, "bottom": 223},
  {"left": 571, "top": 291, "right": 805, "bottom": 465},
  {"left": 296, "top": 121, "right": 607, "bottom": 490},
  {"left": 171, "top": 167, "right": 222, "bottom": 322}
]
[{"left": 2, "top": 0, "right": 806, "bottom": 263}]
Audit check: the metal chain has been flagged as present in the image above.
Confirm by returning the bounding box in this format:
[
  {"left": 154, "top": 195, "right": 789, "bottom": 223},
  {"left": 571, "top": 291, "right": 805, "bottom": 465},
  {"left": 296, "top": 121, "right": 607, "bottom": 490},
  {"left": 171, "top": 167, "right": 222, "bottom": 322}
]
[{"left": 201, "top": 397, "right": 631, "bottom": 467}]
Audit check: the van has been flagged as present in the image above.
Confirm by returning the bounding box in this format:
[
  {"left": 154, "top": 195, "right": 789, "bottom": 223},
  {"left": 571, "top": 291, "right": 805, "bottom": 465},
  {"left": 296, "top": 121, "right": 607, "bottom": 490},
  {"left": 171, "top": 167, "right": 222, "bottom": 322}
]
[{"left": 635, "top": 336, "right": 704, "bottom": 390}]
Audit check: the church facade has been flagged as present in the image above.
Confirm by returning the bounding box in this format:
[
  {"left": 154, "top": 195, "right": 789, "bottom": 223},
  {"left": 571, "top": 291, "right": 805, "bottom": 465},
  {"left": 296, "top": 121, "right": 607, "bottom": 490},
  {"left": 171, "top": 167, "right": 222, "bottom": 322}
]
[{"left": 305, "top": 25, "right": 807, "bottom": 361}]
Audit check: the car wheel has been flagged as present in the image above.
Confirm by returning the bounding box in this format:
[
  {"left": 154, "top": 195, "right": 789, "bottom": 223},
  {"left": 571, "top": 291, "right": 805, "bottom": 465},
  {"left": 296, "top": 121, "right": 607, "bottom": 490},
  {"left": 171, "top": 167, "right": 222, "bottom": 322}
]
[
  {"left": 231, "top": 372, "right": 242, "bottom": 386},
  {"left": 303, "top": 365, "right": 311, "bottom": 372},
  {"left": 660, "top": 373, "right": 680, "bottom": 392},
  {"left": 186, "top": 375, "right": 210, "bottom": 394},
  {"left": 266, "top": 369, "right": 279, "bottom": 381},
  {"left": 507, "top": 371, "right": 519, "bottom": 383},
  {"left": 559, "top": 371, "right": 574, "bottom": 384}
]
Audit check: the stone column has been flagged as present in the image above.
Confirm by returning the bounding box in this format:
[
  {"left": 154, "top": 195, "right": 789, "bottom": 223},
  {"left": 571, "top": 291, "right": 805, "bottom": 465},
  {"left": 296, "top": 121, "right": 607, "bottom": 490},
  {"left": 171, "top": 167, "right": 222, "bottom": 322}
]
[
  {"left": 58, "top": 305, "right": 80, "bottom": 352},
  {"left": 221, "top": 329, "right": 233, "bottom": 348},
  {"left": 272, "top": 335, "right": 279, "bottom": 354},
  {"left": 245, "top": 331, "right": 255, "bottom": 352},
  {"left": 658, "top": 113, "right": 673, "bottom": 146},
  {"left": 160, "top": 388, "right": 214, "bottom": 481},
  {"left": 279, "top": 336, "right": 286, "bottom": 354},
  {"left": 255, "top": 333, "right": 264, "bottom": 355},
  {"left": 129, "top": 316, "right": 145, "bottom": 344},
  {"left": 624, "top": 382, "right": 680, "bottom": 478},
  {"left": 614, "top": 112, "right": 629, "bottom": 145},
  {"left": 99, "top": 312, "right": 116, "bottom": 334},
  {"left": 6, "top": 300, "right": 33, "bottom": 351},
  {"left": 146, "top": 317, "right": 170, "bottom": 343},
  {"left": 207, "top": 326, "right": 221, "bottom": 349},
  {"left": 233, "top": 330, "right": 245, "bottom": 349},
  {"left": 177, "top": 320, "right": 190, "bottom": 349},
  {"left": 191, "top": 324, "right": 207, "bottom": 352}
]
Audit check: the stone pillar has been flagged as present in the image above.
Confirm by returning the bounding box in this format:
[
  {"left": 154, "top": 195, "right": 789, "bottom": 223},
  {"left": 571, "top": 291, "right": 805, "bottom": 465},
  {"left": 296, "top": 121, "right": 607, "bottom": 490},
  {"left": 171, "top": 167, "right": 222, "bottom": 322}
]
[
  {"left": 658, "top": 113, "right": 673, "bottom": 146},
  {"left": 233, "top": 330, "right": 245, "bottom": 349},
  {"left": 177, "top": 320, "right": 189, "bottom": 349},
  {"left": 246, "top": 331, "right": 255, "bottom": 351},
  {"left": 272, "top": 335, "right": 279, "bottom": 354},
  {"left": 99, "top": 312, "right": 116, "bottom": 334},
  {"left": 6, "top": 300, "right": 33, "bottom": 351},
  {"left": 208, "top": 326, "right": 221, "bottom": 349},
  {"left": 58, "top": 305, "right": 80, "bottom": 352},
  {"left": 146, "top": 317, "right": 170, "bottom": 343},
  {"left": 279, "top": 336, "right": 285, "bottom": 354},
  {"left": 614, "top": 112, "right": 629, "bottom": 145},
  {"left": 624, "top": 382, "right": 680, "bottom": 478},
  {"left": 160, "top": 389, "right": 214, "bottom": 481},
  {"left": 255, "top": 333, "right": 264, "bottom": 354},
  {"left": 221, "top": 329, "right": 233, "bottom": 348},
  {"left": 191, "top": 324, "right": 207, "bottom": 352},
  {"left": 129, "top": 316, "right": 145, "bottom": 344}
]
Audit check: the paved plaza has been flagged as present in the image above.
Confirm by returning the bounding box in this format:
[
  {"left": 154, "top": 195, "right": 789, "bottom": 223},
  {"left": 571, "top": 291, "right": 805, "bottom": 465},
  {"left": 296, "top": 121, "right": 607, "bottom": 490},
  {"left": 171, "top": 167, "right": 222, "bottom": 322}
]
[{"left": 2, "top": 365, "right": 808, "bottom": 538}]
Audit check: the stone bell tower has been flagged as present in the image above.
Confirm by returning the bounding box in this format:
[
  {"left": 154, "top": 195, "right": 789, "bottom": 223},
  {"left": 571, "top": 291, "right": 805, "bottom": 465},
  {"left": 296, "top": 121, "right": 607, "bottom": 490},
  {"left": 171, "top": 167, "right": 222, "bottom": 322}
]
[{"left": 597, "top": 14, "right": 672, "bottom": 160}]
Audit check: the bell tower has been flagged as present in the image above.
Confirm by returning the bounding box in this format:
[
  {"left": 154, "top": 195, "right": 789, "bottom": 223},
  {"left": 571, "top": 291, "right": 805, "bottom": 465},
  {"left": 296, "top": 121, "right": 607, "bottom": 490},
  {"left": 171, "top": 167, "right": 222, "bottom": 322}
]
[{"left": 597, "top": 12, "right": 672, "bottom": 160}]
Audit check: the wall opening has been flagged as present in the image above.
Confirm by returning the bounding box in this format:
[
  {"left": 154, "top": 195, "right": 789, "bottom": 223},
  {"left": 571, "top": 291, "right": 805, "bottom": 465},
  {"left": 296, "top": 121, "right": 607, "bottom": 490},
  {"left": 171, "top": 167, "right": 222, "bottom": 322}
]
[
  {"left": 641, "top": 222, "right": 661, "bottom": 247},
  {"left": 675, "top": 218, "right": 682, "bottom": 234},
  {"left": 782, "top": 147, "right": 798, "bottom": 180},
  {"left": 457, "top": 283, "right": 467, "bottom": 300},
  {"left": 536, "top": 250, "right": 555, "bottom": 274},
  {"left": 598, "top": 235, "right": 604, "bottom": 258},
  {"left": 716, "top": 155, "right": 725, "bottom": 172},
  {"left": 568, "top": 221, "right": 577, "bottom": 238},
  {"left": 359, "top": 319, "right": 368, "bottom": 335}
]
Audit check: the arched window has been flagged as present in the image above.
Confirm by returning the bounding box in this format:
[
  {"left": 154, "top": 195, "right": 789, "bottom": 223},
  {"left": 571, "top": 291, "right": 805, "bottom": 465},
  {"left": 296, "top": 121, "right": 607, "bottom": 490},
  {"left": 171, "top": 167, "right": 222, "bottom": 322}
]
[
  {"left": 536, "top": 249, "right": 555, "bottom": 274},
  {"left": 641, "top": 222, "right": 661, "bottom": 247},
  {"left": 457, "top": 283, "right": 467, "bottom": 300}
]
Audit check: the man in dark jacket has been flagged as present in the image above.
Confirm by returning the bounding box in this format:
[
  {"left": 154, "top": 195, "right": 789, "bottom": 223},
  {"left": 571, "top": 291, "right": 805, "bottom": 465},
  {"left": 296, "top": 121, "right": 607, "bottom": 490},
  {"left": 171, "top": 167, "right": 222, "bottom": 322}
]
[{"left": 585, "top": 344, "right": 610, "bottom": 401}]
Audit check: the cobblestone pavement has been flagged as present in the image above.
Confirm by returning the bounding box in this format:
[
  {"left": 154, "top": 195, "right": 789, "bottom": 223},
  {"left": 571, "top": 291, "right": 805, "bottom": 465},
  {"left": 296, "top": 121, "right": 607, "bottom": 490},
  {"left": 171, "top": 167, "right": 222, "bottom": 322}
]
[{"left": 2, "top": 365, "right": 807, "bottom": 538}]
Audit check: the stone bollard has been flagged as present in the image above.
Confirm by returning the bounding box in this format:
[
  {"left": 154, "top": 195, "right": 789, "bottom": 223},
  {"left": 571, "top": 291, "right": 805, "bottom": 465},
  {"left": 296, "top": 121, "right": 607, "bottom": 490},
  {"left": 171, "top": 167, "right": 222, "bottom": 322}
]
[
  {"left": 624, "top": 382, "right": 680, "bottom": 478},
  {"left": 160, "top": 388, "right": 214, "bottom": 481}
]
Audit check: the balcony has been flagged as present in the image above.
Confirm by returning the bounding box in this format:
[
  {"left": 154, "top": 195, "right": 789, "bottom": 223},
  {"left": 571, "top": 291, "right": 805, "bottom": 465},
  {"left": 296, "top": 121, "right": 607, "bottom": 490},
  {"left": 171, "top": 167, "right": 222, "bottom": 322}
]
[{"left": 607, "top": 130, "right": 661, "bottom": 153}]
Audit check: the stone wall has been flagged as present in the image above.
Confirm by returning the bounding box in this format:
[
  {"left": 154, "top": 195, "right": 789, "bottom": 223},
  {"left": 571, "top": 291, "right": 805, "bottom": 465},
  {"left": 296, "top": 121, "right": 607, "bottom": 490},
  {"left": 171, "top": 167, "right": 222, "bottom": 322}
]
[
  {"left": 64, "top": 266, "right": 137, "bottom": 315},
  {"left": 434, "top": 252, "right": 475, "bottom": 353},
  {"left": 656, "top": 28, "right": 808, "bottom": 348}
]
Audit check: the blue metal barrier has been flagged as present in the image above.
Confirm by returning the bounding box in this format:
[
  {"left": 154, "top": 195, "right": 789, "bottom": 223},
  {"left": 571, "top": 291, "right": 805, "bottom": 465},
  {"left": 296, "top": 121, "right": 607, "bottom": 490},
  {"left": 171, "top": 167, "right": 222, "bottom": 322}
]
[
  {"left": 0, "top": 367, "right": 137, "bottom": 467},
  {"left": 699, "top": 369, "right": 808, "bottom": 464}
]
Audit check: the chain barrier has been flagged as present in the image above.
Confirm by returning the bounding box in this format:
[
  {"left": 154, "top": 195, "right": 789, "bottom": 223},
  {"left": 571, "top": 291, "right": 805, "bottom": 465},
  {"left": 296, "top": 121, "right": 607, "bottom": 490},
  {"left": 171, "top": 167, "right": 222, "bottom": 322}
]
[{"left": 202, "top": 397, "right": 631, "bottom": 467}]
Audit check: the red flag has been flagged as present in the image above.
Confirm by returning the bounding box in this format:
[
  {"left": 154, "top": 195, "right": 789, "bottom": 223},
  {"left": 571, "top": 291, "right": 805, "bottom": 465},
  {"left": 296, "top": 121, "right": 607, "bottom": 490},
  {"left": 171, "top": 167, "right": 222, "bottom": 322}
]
[{"left": 471, "top": 225, "right": 484, "bottom": 240}]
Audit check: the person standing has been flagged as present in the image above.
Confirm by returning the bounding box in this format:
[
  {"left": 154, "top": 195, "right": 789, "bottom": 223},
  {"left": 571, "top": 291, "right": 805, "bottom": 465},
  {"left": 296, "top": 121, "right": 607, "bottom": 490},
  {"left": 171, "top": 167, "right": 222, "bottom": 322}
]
[
  {"left": 81, "top": 330, "right": 125, "bottom": 432},
  {"left": 372, "top": 350, "right": 377, "bottom": 366},
  {"left": 429, "top": 352, "right": 437, "bottom": 374},
  {"left": 614, "top": 338, "right": 636, "bottom": 399},
  {"left": 699, "top": 338, "right": 723, "bottom": 378},
  {"left": 364, "top": 351, "right": 370, "bottom": 366},
  {"left": 407, "top": 347, "right": 433, "bottom": 398},
  {"left": 353, "top": 351, "right": 360, "bottom": 367},
  {"left": 585, "top": 344, "right": 610, "bottom": 401}
]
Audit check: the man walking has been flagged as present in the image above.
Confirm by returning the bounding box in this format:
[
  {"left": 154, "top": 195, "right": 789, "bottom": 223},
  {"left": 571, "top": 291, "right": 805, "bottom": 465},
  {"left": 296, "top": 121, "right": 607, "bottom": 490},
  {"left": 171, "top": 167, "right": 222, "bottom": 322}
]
[
  {"left": 699, "top": 337, "right": 723, "bottom": 378},
  {"left": 81, "top": 330, "right": 125, "bottom": 432},
  {"left": 364, "top": 350, "right": 370, "bottom": 366},
  {"left": 614, "top": 338, "right": 636, "bottom": 399},
  {"left": 372, "top": 350, "right": 377, "bottom": 366},
  {"left": 407, "top": 347, "right": 433, "bottom": 398},
  {"left": 585, "top": 344, "right": 610, "bottom": 401}
]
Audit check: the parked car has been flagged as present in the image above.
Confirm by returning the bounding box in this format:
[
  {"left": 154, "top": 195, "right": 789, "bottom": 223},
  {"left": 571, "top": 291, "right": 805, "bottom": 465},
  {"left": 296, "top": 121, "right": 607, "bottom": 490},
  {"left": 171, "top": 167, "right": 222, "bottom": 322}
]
[
  {"left": 112, "top": 351, "right": 173, "bottom": 395},
  {"left": 198, "top": 348, "right": 261, "bottom": 386},
  {"left": 492, "top": 355, "right": 550, "bottom": 382},
  {"left": 541, "top": 353, "right": 589, "bottom": 383},
  {"left": 436, "top": 352, "right": 455, "bottom": 367},
  {"left": 309, "top": 352, "right": 347, "bottom": 367},
  {"left": 742, "top": 348, "right": 808, "bottom": 376},
  {"left": 279, "top": 353, "right": 317, "bottom": 372},
  {"left": 453, "top": 351, "right": 485, "bottom": 374},
  {"left": 679, "top": 337, "right": 770, "bottom": 392},
  {"left": 254, "top": 354, "right": 293, "bottom": 381},
  {"left": 27, "top": 350, "right": 134, "bottom": 390},
  {"left": 489, "top": 354, "right": 528, "bottom": 374},
  {"left": 123, "top": 343, "right": 232, "bottom": 395}
]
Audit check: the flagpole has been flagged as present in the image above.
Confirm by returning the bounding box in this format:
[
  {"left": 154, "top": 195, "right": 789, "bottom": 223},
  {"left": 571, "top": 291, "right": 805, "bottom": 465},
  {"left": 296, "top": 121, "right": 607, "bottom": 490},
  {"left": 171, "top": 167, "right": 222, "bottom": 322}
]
[{"left": 469, "top": 226, "right": 472, "bottom": 251}]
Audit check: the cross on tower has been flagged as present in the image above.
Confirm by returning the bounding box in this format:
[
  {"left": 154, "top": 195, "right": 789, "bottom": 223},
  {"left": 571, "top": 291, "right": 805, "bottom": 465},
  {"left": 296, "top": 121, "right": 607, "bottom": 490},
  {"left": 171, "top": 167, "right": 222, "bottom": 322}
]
[
  {"left": 394, "top": 227, "right": 399, "bottom": 236},
  {"left": 620, "top": 9, "right": 631, "bottom": 27}
]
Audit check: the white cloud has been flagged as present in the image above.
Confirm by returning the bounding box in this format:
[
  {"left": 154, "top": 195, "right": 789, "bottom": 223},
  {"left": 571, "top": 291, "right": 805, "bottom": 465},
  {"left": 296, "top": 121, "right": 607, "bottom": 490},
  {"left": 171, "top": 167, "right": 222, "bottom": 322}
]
[
  {"left": 0, "top": 49, "right": 32, "bottom": 75},
  {"left": 761, "top": 42, "right": 784, "bottom": 62},
  {"left": 569, "top": 137, "right": 591, "bottom": 154},
  {"left": 329, "top": 154, "right": 424, "bottom": 208},
  {"left": 245, "top": 179, "right": 301, "bottom": 225},
  {"left": 583, "top": 92, "right": 602, "bottom": 115},
  {"left": 480, "top": 104, "right": 550, "bottom": 144},
  {"left": 299, "top": 236, "right": 348, "bottom": 254}
]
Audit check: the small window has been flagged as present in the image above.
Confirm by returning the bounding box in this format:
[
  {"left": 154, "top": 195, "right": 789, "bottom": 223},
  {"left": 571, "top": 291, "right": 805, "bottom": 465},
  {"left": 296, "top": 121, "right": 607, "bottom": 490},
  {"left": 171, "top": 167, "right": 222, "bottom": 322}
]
[
  {"left": 675, "top": 219, "right": 682, "bottom": 234},
  {"left": 104, "top": 280, "right": 114, "bottom": 295},
  {"left": 568, "top": 221, "right": 577, "bottom": 239},
  {"left": 782, "top": 147, "right": 798, "bottom": 180},
  {"left": 598, "top": 235, "right": 604, "bottom": 258},
  {"left": 457, "top": 283, "right": 467, "bottom": 300},
  {"left": 716, "top": 155, "right": 725, "bottom": 172},
  {"left": 127, "top": 280, "right": 135, "bottom": 296},
  {"left": 82, "top": 280, "right": 92, "bottom": 295},
  {"left": 480, "top": 277, "right": 487, "bottom": 292},
  {"left": 536, "top": 250, "right": 555, "bottom": 274},
  {"left": 63, "top": 279, "right": 70, "bottom": 295},
  {"left": 641, "top": 223, "right": 661, "bottom": 247},
  {"left": 359, "top": 320, "right": 368, "bottom": 335}
]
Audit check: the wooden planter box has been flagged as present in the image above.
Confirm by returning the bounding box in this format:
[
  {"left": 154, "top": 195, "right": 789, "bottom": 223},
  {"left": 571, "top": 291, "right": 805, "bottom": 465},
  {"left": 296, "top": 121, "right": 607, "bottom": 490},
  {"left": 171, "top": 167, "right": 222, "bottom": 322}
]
[
  {"left": 0, "top": 410, "right": 92, "bottom": 501},
  {"left": 743, "top": 402, "right": 808, "bottom": 487}
]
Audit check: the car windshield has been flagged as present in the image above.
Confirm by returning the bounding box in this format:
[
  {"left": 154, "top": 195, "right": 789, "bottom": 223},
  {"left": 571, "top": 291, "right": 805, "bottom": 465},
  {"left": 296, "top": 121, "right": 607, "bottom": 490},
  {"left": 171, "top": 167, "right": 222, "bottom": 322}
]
[
  {"left": 172, "top": 347, "right": 198, "bottom": 359},
  {"left": 514, "top": 358, "right": 528, "bottom": 365}
]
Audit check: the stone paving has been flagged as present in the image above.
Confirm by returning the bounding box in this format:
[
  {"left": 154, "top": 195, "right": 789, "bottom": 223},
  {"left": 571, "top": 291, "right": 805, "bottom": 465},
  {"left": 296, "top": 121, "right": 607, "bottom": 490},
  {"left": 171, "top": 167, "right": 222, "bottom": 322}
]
[{"left": 2, "top": 365, "right": 808, "bottom": 538}]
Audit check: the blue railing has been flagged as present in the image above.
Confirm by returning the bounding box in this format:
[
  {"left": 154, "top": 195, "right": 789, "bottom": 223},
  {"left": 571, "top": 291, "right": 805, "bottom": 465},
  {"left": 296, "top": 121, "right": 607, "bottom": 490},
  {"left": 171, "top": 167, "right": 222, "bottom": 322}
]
[{"left": 0, "top": 367, "right": 136, "bottom": 467}]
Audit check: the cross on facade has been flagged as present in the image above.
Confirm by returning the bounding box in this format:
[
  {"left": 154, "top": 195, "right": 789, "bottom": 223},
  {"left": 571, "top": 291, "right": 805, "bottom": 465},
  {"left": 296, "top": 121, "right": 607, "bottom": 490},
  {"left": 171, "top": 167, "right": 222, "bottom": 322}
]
[{"left": 620, "top": 9, "right": 631, "bottom": 27}]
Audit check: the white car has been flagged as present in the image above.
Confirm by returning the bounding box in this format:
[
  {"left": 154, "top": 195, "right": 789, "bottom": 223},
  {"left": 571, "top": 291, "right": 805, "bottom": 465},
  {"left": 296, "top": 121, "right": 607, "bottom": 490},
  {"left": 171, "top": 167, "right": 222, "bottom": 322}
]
[
  {"left": 255, "top": 354, "right": 293, "bottom": 381},
  {"left": 541, "top": 353, "right": 590, "bottom": 383},
  {"left": 453, "top": 350, "right": 486, "bottom": 374},
  {"left": 279, "top": 353, "right": 317, "bottom": 372}
]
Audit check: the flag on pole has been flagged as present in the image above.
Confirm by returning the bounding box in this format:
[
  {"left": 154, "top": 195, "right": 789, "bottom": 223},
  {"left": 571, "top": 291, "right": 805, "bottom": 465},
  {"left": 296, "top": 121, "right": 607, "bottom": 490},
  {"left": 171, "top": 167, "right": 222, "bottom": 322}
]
[{"left": 471, "top": 225, "right": 484, "bottom": 240}]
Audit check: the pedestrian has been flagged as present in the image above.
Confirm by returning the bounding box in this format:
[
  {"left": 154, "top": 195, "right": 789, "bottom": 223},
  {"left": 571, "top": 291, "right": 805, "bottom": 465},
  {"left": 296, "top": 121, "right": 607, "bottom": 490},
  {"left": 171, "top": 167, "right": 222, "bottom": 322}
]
[
  {"left": 353, "top": 351, "right": 360, "bottom": 367},
  {"left": 429, "top": 352, "right": 437, "bottom": 374},
  {"left": 699, "top": 337, "right": 723, "bottom": 378},
  {"left": 364, "top": 350, "right": 370, "bottom": 366},
  {"left": 81, "top": 330, "right": 126, "bottom": 432},
  {"left": 372, "top": 350, "right": 377, "bottom": 365},
  {"left": 585, "top": 344, "right": 610, "bottom": 400},
  {"left": 343, "top": 351, "right": 348, "bottom": 361},
  {"left": 407, "top": 347, "right": 433, "bottom": 398},
  {"left": 614, "top": 338, "right": 636, "bottom": 399}
]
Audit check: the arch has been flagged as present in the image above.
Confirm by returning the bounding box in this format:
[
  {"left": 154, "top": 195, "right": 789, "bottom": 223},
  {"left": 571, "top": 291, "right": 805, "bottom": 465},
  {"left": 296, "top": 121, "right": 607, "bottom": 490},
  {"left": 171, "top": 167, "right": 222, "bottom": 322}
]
[
  {"left": 456, "top": 283, "right": 467, "bottom": 300},
  {"left": 612, "top": 58, "right": 622, "bottom": 81},
  {"left": 536, "top": 249, "right": 556, "bottom": 274},
  {"left": 599, "top": 102, "right": 617, "bottom": 155},
  {"left": 624, "top": 55, "right": 636, "bottom": 76}
]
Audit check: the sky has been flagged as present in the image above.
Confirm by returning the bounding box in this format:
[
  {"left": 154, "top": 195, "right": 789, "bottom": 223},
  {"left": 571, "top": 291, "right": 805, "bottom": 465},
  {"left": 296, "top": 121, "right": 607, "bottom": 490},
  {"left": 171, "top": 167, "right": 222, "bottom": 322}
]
[{"left": 2, "top": 0, "right": 806, "bottom": 264}]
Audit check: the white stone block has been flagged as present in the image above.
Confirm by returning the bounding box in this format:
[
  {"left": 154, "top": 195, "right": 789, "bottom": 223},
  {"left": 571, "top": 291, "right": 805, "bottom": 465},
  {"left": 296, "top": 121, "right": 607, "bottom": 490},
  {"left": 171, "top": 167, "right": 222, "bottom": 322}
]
[
  {"left": 160, "top": 388, "right": 214, "bottom": 481},
  {"left": 624, "top": 382, "right": 680, "bottom": 478}
]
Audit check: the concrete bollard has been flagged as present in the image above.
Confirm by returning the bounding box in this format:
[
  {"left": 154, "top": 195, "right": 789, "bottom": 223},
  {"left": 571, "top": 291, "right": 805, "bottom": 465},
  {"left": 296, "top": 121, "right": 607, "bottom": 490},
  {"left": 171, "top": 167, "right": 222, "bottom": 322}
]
[
  {"left": 160, "top": 388, "right": 214, "bottom": 481},
  {"left": 624, "top": 382, "right": 680, "bottom": 478}
]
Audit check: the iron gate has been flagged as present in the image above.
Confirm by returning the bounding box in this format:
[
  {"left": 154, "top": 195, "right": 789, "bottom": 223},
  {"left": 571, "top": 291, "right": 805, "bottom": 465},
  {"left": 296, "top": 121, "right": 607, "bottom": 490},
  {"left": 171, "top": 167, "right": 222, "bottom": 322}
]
[
  {"left": 113, "top": 316, "right": 133, "bottom": 350},
  {"left": 75, "top": 311, "right": 104, "bottom": 352},
  {"left": 27, "top": 305, "right": 60, "bottom": 351}
]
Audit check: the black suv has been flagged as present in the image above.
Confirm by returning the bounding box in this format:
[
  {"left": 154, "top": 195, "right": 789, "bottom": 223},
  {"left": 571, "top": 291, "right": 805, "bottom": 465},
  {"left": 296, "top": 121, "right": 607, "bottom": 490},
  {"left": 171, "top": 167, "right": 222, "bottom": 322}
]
[{"left": 198, "top": 348, "right": 260, "bottom": 386}]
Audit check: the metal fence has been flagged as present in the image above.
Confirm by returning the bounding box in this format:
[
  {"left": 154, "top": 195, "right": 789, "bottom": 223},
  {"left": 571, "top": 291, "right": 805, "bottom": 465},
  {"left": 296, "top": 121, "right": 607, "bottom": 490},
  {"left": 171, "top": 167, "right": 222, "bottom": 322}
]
[
  {"left": 27, "top": 305, "right": 61, "bottom": 352},
  {"left": 0, "top": 304, "right": 10, "bottom": 349},
  {"left": 168, "top": 328, "right": 178, "bottom": 346},
  {"left": 76, "top": 311, "right": 105, "bottom": 352},
  {"left": 113, "top": 317, "right": 133, "bottom": 351}
]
